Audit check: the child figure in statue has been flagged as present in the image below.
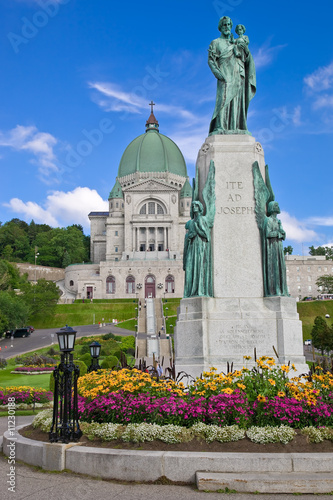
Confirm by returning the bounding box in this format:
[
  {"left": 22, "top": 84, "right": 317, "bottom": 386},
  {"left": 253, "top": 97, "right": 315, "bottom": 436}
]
[{"left": 233, "top": 24, "right": 249, "bottom": 60}]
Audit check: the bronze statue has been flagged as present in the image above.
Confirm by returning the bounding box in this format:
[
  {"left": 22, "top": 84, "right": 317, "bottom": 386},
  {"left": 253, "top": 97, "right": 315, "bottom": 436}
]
[
  {"left": 183, "top": 161, "right": 216, "bottom": 298},
  {"left": 208, "top": 16, "right": 256, "bottom": 135}
]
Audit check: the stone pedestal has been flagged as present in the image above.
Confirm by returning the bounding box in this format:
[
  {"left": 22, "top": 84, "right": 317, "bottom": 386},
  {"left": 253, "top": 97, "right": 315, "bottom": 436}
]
[{"left": 174, "top": 135, "right": 308, "bottom": 376}]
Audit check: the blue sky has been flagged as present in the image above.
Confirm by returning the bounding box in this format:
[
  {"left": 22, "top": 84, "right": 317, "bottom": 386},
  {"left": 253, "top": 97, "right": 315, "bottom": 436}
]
[{"left": 0, "top": 0, "right": 333, "bottom": 255}]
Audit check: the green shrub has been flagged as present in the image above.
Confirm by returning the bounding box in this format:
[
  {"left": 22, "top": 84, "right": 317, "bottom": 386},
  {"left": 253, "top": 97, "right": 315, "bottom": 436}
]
[
  {"left": 0, "top": 358, "right": 8, "bottom": 369},
  {"left": 80, "top": 353, "right": 92, "bottom": 365},
  {"left": 101, "top": 356, "right": 119, "bottom": 369},
  {"left": 112, "top": 349, "right": 123, "bottom": 360},
  {"left": 103, "top": 332, "right": 116, "bottom": 340},
  {"left": 80, "top": 344, "right": 91, "bottom": 355},
  {"left": 126, "top": 347, "right": 135, "bottom": 357}
]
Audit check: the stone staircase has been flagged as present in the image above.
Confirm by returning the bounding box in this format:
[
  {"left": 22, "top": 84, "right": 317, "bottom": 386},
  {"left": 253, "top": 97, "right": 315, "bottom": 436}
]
[{"left": 135, "top": 298, "right": 173, "bottom": 369}]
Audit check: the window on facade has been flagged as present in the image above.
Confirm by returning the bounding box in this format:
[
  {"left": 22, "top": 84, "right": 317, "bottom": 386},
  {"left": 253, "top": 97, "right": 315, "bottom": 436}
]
[
  {"left": 111, "top": 202, "right": 113, "bottom": 208},
  {"left": 296, "top": 267, "right": 300, "bottom": 272},
  {"left": 319, "top": 267, "right": 321, "bottom": 272},
  {"left": 106, "top": 275, "right": 115, "bottom": 294},
  {"left": 69, "top": 280, "right": 74, "bottom": 286},
  {"left": 325, "top": 267, "right": 328, "bottom": 272},
  {"left": 140, "top": 202, "right": 165, "bottom": 215},
  {"left": 187, "top": 201, "right": 190, "bottom": 207},
  {"left": 126, "top": 275, "right": 135, "bottom": 294},
  {"left": 115, "top": 247, "right": 118, "bottom": 253},
  {"left": 308, "top": 285, "right": 312, "bottom": 292},
  {"left": 308, "top": 276, "right": 311, "bottom": 281},
  {"left": 165, "top": 275, "right": 175, "bottom": 293},
  {"left": 308, "top": 266, "right": 310, "bottom": 272},
  {"left": 115, "top": 231, "right": 118, "bottom": 236},
  {"left": 116, "top": 202, "right": 119, "bottom": 208}
]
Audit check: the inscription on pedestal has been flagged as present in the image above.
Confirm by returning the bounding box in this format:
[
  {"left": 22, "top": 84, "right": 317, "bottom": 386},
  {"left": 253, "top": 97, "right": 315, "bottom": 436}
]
[
  {"left": 212, "top": 325, "right": 270, "bottom": 355},
  {"left": 217, "top": 180, "right": 254, "bottom": 215}
]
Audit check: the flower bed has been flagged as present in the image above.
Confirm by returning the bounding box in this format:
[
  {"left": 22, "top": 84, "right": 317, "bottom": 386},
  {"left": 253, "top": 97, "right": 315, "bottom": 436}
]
[
  {"left": 77, "top": 357, "right": 333, "bottom": 429},
  {"left": 13, "top": 366, "right": 55, "bottom": 373},
  {"left": 0, "top": 386, "right": 53, "bottom": 406}
]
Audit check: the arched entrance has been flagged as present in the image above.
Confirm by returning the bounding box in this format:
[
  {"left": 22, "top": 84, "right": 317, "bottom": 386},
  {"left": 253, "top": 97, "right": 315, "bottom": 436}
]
[{"left": 145, "top": 275, "right": 156, "bottom": 298}]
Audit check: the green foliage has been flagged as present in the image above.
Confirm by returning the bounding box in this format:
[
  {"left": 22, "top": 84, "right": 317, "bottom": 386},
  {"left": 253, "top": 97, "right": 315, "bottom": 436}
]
[
  {"left": 311, "top": 316, "right": 333, "bottom": 355},
  {"left": 0, "top": 358, "right": 8, "bottom": 369},
  {"left": 283, "top": 245, "right": 293, "bottom": 255},
  {"left": 297, "top": 300, "right": 333, "bottom": 339},
  {"left": 21, "top": 279, "right": 61, "bottom": 317},
  {"left": 316, "top": 275, "right": 333, "bottom": 294},
  {"left": 0, "top": 218, "right": 90, "bottom": 268},
  {"left": 0, "top": 291, "right": 30, "bottom": 331},
  {"left": 80, "top": 353, "right": 93, "bottom": 365},
  {"left": 309, "top": 245, "right": 333, "bottom": 260},
  {"left": 101, "top": 355, "right": 119, "bottom": 369},
  {"left": 126, "top": 347, "right": 135, "bottom": 357}
]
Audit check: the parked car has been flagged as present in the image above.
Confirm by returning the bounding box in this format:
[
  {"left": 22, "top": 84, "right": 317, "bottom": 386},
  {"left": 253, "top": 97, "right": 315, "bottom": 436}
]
[
  {"left": 304, "top": 339, "right": 312, "bottom": 346},
  {"left": 5, "top": 328, "right": 32, "bottom": 338},
  {"left": 26, "top": 325, "right": 34, "bottom": 332}
]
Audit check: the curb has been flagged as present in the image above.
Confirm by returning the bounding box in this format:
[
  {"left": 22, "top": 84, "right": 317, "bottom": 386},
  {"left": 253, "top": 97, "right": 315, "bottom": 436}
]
[{"left": 3, "top": 425, "right": 333, "bottom": 492}]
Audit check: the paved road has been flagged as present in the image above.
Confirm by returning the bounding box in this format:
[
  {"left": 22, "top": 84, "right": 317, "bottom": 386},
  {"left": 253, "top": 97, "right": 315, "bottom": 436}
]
[{"left": 0, "top": 324, "right": 135, "bottom": 360}]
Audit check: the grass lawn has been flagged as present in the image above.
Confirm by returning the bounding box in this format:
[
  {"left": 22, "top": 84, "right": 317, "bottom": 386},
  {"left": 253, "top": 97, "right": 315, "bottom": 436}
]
[
  {"left": 30, "top": 300, "right": 138, "bottom": 329},
  {"left": 297, "top": 299, "right": 333, "bottom": 340},
  {"left": 0, "top": 367, "right": 52, "bottom": 390}
]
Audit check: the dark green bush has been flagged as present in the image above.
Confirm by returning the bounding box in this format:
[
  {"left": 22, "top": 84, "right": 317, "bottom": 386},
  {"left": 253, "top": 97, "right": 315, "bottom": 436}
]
[
  {"left": 126, "top": 347, "right": 135, "bottom": 357},
  {"left": 0, "top": 357, "right": 8, "bottom": 369},
  {"left": 101, "top": 355, "right": 119, "bottom": 369}
]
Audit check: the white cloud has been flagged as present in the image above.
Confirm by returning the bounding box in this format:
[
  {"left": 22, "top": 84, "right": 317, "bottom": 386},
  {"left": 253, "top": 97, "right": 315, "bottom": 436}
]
[
  {"left": 304, "top": 62, "right": 333, "bottom": 92},
  {"left": 4, "top": 199, "right": 58, "bottom": 226},
  {"left": 88, "top": 81, "right": 197, "bottom": 122},
  {"left": 4, "top": 187, "right": 108, "bottom": 231},
  {"left": 279, "top": 211, "right": 319, "bottom": 243},
  {"left": 252, "top": 41, "right": 287, "bottom": 69},
  {"left": 0, "top": 125, "right": 60, "bottom": 182},
  {"left": 306, "top": 216, "right": 333, "bottom": 227}
]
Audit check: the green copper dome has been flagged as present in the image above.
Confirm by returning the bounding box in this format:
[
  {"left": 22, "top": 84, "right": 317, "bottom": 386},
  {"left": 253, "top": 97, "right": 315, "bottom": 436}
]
[
  {"left": 180, "top": 179, "right": 192, "bottom": 199},
  {"left": 117, "top": 116, "right": 188, "bottom": 179},
  {"left": 109, "top": 179, "right": 123, "bottom": 199}
]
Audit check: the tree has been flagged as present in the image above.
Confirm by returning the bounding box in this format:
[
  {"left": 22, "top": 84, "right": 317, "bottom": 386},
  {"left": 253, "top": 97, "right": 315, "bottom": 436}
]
[
  {"left": 0, "top": 291, "right": 30, "bottom": 332},
  {"left": 20, "top": 279, "right": 61, "bottom": 317},
  {"left": 316, "top": 275, "right": 333, "bottom": 294},
  {"left": 309, "top": 245, "right": 326, "bottom": 256},
  {"left": 284, "top": 245, "right": 293, "bottom": 255},
  {"left": 309, "top": 245, "right": 333, "bottom": 260},
  {"left": 311, "top": 316, "right": 333, "bottom": 355}
]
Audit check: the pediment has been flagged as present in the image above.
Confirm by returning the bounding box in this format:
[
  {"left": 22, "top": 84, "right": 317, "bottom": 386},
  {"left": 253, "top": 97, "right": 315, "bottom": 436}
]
[{"left": 124, "top": 179, "right": 176, "bottom": 193}]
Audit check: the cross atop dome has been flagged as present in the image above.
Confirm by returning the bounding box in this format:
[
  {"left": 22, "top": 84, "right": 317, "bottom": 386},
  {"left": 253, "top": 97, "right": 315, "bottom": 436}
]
[{"left": 146, "top": 101, "right": 159, "bottom": 132}]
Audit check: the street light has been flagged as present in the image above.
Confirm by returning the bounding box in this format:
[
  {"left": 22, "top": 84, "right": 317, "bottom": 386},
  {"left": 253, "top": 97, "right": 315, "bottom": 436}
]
[
  {"left": 88, "top": 341, "right": 101, "bottom": 372},
  {"left": 49, "top": 325, "right": 82, "bottom": 444},
  {"left": 34, "top": 247, "right": 39, "bottom": 284}
]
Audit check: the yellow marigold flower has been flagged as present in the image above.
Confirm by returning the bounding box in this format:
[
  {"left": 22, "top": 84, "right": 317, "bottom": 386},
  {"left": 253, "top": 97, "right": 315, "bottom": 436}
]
[
  {"left": 266, "top": 358, "right": 276, "bottom": 366},
  {"left": 291, "top": 363, "right": 296, "bottom": 371},
  {"left": 257, "top": 394, "right": 266, "bottom": 402},
  {"left": 268, "top": 379, "right": 276, "bottom": 386},
  {"left": 277, "top": 391, "right": 285, "bottom": 398},
  {"left": 222, "top": 388, "right": 234, "bottom": 394},
  {"left": 281, "top": 365, "right": 290, "bottom": 373},
  {"left": 243, "top": 355, "right": 251, "bottom": 360},
  {"left": 237, "top": 383, "right": 246, "bottom": 390}
]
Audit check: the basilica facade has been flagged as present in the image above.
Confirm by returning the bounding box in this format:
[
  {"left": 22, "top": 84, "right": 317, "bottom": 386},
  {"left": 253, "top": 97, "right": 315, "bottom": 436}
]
[{"left": 65, "top": 109, "right": 192, "bottom": 300}]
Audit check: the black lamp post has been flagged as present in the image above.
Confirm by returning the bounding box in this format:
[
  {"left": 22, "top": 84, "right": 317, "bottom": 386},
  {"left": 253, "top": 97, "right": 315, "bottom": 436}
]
[
  {"left": 88, "top": 341, "right": 101, "bottom": 372},
  {"left": 49, "top": 325, "right": 82, "bottom": 443}
]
